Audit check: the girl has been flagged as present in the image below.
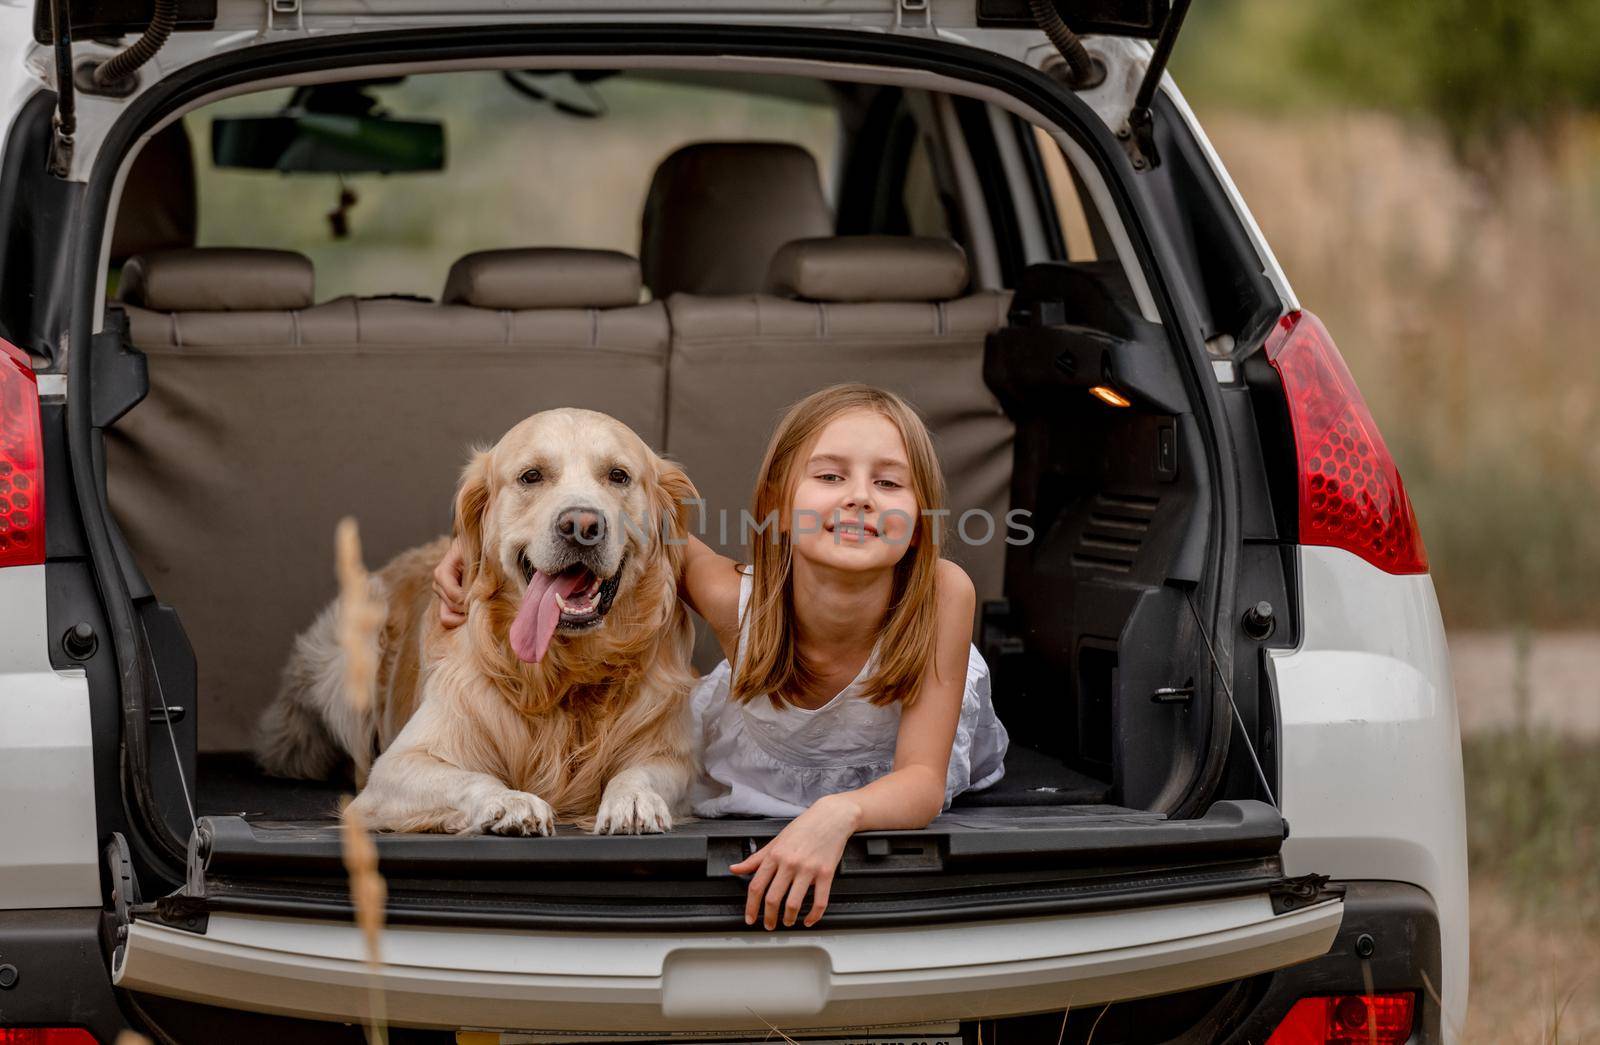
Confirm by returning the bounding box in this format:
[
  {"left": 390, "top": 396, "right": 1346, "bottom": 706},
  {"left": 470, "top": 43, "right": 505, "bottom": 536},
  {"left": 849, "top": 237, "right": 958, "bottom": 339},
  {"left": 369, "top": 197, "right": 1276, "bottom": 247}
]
[{"left": 434, "top": 384, "right": 1008, "bottom": 929}]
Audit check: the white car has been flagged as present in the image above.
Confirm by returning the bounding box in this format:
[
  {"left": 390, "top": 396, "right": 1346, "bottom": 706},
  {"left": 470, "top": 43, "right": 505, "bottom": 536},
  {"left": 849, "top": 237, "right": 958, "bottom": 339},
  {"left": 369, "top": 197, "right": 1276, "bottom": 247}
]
[{"left": 0, "top": 1, "right": 1466, "bottom": 1042}]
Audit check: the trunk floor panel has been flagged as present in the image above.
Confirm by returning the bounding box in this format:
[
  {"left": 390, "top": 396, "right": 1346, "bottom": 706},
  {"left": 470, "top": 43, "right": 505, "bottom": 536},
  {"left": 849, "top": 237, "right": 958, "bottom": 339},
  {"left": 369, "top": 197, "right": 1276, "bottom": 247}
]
[{"left": 196, "top": 743, "right": 1113, "bottom": 822}]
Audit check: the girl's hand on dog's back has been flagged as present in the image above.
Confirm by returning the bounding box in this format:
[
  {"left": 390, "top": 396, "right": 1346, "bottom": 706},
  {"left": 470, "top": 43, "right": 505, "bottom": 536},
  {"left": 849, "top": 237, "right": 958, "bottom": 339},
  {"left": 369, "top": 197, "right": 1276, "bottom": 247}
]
[{"left": 434, "top": 537, "right": 468, "bottom": 628}]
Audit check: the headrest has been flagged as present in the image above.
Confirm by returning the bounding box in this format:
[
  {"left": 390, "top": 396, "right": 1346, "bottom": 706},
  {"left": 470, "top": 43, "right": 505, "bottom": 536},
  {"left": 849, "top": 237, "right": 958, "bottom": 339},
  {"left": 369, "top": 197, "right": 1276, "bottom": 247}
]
[
  {"left": 442, "top": 248, "right": 642, "bottom": 310},
  {"left": 639, "top": 142, "right": 833, "bottom": 298},
  {"left": 110, "top": 122, "right": 197, "bottom": 266},
  {"left": 119, "top": 249, "right": 314, "bottom": 311},
  {"left": 767, "top": 237, "right": 970, "bottom": 302}
]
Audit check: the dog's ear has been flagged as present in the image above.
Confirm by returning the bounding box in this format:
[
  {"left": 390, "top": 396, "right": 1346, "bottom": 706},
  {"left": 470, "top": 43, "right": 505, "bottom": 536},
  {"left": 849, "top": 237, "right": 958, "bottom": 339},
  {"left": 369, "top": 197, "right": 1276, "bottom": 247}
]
[
  {"left": 652, "top": 457, "right": 701, "bottom": 552},
  {"left": 452, "top": 448, "right": 495, "bottom": 590}
]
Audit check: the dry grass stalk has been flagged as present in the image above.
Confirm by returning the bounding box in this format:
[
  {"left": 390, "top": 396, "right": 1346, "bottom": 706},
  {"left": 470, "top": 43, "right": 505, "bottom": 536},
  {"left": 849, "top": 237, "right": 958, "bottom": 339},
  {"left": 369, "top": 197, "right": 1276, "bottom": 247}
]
[
  {"left": 336, "top": 518, "right": 390, "bottom": 1044},
  {"left": 341, "top": 794, "right": 390, "bottom": 1045},
  {"left": 336, "top": 516, "right": 385, "bottom": 715},
  {"left": 1083, "top": 1003, "right": 1109, "bottom": 1045},
  {"left": 744, "top": 1007, "right": 801, "bottom": 1044}
]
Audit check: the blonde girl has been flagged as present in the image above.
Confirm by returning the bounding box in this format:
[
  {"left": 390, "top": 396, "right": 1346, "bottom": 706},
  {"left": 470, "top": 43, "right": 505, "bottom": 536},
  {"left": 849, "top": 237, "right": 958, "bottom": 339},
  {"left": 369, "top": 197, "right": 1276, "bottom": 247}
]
[
  {"left": 680, "top": 383, "right": 1007, "bottom": 928},
  {"left": 435, "top": 384, "right": 1007, "bottom": 928}
]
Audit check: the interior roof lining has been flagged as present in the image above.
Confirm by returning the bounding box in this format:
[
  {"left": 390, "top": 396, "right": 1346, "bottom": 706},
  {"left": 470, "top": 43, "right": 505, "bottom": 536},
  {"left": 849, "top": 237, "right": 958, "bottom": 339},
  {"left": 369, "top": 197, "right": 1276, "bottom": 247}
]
[{"left": 93, "top": 51, "right": 1162, "bottom": 331}]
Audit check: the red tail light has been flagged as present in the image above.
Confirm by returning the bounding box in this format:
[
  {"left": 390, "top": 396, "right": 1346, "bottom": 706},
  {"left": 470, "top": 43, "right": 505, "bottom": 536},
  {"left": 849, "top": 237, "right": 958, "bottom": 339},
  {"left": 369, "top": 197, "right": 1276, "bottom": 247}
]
[
  {"left": 0, "top": 337, "right": 45, "bottom": 567},
  {"left": 1265, "top": 311, "right": 1427, "bottom": 574},
  {"left": 1266, "top": 993, "right": 1416, "bottom": 1044},
  {"left": 0, "top": 1030, "right": 100, "bottom": 1044}
]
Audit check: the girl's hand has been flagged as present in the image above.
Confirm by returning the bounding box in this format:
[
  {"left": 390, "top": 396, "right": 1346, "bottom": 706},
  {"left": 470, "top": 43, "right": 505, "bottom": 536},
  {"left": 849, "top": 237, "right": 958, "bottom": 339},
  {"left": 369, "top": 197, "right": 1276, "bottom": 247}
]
[
  {"left": 728, "top": 793, "right": 861, "bottom": 929},
  {"left": 433, "top": 538, "right": 468, "bottom": 628}
]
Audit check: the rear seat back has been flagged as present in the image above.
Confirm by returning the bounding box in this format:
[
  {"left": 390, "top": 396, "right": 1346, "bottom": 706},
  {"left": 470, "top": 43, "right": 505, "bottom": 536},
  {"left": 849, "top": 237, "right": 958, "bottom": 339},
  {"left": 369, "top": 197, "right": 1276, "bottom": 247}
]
[
  {"left": 640, "top": 142, "right": 833, "bottom": 299},
  {"left": 664, "top": 235, "right": 1014, "bottom": 666},
  {"left": 108, "top": 247, "right": 669, "bottom": 750}
]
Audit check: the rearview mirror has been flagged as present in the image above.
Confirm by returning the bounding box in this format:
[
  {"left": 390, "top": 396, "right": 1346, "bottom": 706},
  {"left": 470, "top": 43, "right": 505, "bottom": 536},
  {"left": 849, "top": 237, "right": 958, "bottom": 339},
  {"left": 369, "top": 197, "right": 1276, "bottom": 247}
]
[{"left": 211, "top": 84, "right": 444, "bottom": 174}]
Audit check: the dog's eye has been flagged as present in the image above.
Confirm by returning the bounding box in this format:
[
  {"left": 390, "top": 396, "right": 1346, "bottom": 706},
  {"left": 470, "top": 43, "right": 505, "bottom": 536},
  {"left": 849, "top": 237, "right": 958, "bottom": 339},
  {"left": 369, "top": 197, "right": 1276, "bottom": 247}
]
[
  {"left": 608, "top": 468, "right": 630, "bottom": 485},
  {"left": 519, "top": 468, "right": 542, "bottom": 486}
]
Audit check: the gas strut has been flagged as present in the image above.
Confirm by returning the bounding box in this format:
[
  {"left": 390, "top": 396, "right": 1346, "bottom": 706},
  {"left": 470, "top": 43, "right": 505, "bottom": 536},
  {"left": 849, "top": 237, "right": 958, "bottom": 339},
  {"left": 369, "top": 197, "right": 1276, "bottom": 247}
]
[
  {"left": 1120, "top": 0, "right": 1195, "bottom": 171},
  {"left": 44, "top": 0, "right": 179, "bottom": 177},
  {"left": 46, "top": 0, "right": 74, "bottom": 177}
]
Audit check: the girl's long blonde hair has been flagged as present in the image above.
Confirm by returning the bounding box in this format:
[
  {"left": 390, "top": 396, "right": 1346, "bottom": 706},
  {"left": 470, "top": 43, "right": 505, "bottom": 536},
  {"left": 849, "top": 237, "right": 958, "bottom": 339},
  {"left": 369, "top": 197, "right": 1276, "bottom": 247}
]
[{"left": 732, "top": 384, "right": 948, "bottom": 710}]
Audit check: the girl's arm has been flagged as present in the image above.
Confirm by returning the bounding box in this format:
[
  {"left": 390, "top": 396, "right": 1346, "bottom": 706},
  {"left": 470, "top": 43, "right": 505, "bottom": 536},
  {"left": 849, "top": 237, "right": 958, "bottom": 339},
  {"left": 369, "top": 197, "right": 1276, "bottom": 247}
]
[
  {"left": 679, "top": 533, "right": 743, "bottom": 656},
  {"left": 729, "top": 559, "right": 976, "bottom": 929}
]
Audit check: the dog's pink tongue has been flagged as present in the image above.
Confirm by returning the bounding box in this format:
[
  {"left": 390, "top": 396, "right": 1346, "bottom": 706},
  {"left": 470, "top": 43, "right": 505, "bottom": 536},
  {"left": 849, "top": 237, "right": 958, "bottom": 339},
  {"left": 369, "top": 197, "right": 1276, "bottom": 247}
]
[{"left": 510, "top": 568, "right": 589, "bottom": 664}]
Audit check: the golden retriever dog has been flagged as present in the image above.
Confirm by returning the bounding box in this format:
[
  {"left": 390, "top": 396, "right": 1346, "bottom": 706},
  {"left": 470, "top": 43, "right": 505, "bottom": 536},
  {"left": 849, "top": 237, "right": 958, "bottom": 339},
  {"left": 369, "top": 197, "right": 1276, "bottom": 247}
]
[{"left": 254, "top": 407, "right": 699, "bottom": 835}]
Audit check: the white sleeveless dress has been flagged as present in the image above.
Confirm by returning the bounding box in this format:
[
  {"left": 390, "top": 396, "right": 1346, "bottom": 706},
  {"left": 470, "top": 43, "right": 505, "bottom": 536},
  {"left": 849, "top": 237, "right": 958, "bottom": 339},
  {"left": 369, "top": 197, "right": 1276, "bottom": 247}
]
[{"left": 688, "top": 567, "right": 1009, "bottom": 818}]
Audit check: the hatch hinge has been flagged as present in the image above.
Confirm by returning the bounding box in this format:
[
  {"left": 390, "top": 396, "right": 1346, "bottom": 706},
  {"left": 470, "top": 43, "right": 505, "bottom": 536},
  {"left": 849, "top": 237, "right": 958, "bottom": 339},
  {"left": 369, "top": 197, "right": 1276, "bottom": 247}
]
[
  {"left": 185, "top": 818, "right": 214, "bottom": 896},
  {"left": 145, "top": 895, "right": 211, "bottom": 934},
  {"left": 894, "top": 0, "right": 932, "bottom": 32},
  {"left": 119, "top": 822, "right": 213, "bottom": 936},
  {"left": 1269, "top": 873, "right": 1344, "bottom": 915},
  {"left": 1119, "top": 0, "right": 1194, "bottom": 172}
]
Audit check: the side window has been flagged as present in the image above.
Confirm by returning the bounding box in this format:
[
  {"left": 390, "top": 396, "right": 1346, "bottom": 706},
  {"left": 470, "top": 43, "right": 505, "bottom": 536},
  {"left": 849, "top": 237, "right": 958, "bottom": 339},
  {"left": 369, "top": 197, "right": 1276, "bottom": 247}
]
[
  {"left": 901, "top": 133, "right": 953, "bottom": 239},
  {"left": 1031, "top": 126, "right": 1098, "bottom": 262}
]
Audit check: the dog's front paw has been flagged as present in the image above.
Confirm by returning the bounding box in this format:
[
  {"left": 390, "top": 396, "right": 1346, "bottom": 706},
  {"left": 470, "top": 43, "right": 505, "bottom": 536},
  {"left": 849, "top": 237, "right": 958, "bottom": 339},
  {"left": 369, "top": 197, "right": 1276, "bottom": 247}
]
[
  {"left": 594, "top": 786, "right": 673, "bottom": 835},
  {"left": 461, "top": 789, "right": 554, "bottom": 836}
]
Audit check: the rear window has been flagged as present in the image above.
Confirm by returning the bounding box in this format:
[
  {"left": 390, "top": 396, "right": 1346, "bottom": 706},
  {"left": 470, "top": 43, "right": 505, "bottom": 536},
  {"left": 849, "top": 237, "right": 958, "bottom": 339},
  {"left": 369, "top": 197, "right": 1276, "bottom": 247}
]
[{"left": 184, "top": 71, "right": 842, "bottom": 301}]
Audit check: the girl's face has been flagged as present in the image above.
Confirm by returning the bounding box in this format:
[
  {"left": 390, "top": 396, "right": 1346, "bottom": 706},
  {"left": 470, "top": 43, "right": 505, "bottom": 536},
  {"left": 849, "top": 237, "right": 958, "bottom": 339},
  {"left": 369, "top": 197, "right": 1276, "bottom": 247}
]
[{"left": 785, "top": 409, "right": 922, "bottom": 574}]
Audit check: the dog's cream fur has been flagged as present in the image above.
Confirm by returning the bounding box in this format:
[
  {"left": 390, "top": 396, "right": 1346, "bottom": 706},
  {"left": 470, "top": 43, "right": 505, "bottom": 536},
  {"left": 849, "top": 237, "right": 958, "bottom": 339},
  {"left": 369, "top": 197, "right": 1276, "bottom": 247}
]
[{"left": 255, "top": 408, "right": 700, "bottom": 835}]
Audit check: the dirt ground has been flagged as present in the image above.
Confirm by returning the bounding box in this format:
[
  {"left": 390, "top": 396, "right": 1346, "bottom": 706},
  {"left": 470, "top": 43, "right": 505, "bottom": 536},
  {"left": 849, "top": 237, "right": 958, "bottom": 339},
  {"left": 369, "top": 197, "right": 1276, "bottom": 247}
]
[
  {"left": 1465, "top": 877, "right": 1600, "bottom": 1043},
  {"left": 1452, "top": 630, "right": 1600, "bottom": 1042}
]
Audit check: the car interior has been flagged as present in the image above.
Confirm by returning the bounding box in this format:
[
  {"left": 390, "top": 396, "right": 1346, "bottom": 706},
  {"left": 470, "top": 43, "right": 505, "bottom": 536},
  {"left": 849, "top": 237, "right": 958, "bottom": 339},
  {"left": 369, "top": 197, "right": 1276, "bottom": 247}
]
[{"left": 96, "top": 68, "right": 1214, "bottom": 834}]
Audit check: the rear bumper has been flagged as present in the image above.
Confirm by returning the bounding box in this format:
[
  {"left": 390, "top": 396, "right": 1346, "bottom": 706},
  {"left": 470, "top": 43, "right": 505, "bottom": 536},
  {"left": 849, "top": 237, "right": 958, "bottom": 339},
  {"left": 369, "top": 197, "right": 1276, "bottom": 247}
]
[
  {"left": 1272, "top": 546, "right": 1470, "bottom": 1038},
  {"left": 114, "top": 892, "right": 1341, "bottom": 1033},
  {"left": 1223, "top": 881, "right": 1443, "bottom": 1044}
]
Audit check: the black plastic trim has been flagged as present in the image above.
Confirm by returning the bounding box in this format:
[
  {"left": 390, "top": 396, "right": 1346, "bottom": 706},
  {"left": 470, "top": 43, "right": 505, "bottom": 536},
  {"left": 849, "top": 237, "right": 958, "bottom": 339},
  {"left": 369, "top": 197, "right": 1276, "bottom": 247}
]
[
  {"left": 0, "top": 908, "right": 134, "bottom": 1041},
  {"left": 143, "top": 802, "right": 1293, "bottom": 933},
  {"left": 0, "top": 89, "right": 78, "bottom": 359},
  {"left": 194, "top": 799, "right": 1284, "bottom": 880},
  {"left": 976, "top": 0, "right": 1170, "bottom": 35},
  {"left": 32, "top": 0, "right": 216, "bottom": 43},
  {"left": 159, "top": 856, "right": 1304, "bottom": 933}
]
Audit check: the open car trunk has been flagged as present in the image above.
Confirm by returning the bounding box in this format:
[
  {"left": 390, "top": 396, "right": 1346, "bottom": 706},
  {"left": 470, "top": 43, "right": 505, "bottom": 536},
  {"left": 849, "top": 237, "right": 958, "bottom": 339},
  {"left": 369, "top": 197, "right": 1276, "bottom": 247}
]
[
  {"left": 103, "top": 247, "right": 1233, "bottom": 849},
  {"left": 96, "top": 241, "right": 1333, "bottom": 1027},
  {"left": 20, "top": 8, "right": 1335, "bottom": 1026}
]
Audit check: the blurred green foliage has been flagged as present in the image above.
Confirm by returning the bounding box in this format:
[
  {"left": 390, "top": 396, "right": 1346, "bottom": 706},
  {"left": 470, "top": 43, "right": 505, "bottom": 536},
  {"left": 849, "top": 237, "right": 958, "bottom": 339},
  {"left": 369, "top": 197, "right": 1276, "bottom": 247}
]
[{"left": 1174, "top": 0, "right": 1600, "bottom": 150}]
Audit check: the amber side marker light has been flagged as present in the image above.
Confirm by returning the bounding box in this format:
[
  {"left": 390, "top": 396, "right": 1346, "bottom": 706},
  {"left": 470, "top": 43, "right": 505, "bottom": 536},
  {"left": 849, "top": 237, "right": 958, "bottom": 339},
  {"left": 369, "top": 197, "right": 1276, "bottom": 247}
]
[
  {"left": 1088, "top": 385, "right": 1131, "bottom": 407},
  {"left": 1264, "top": 992, "right": 1416, "bottom": 1044}
]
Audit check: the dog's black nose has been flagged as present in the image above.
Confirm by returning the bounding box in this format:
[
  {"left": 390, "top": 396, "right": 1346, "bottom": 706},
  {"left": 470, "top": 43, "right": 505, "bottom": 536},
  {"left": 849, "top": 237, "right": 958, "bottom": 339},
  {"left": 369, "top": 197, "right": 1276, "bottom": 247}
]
[{"left": 556, "top": 507, "right": 606, "bottom": 545}]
